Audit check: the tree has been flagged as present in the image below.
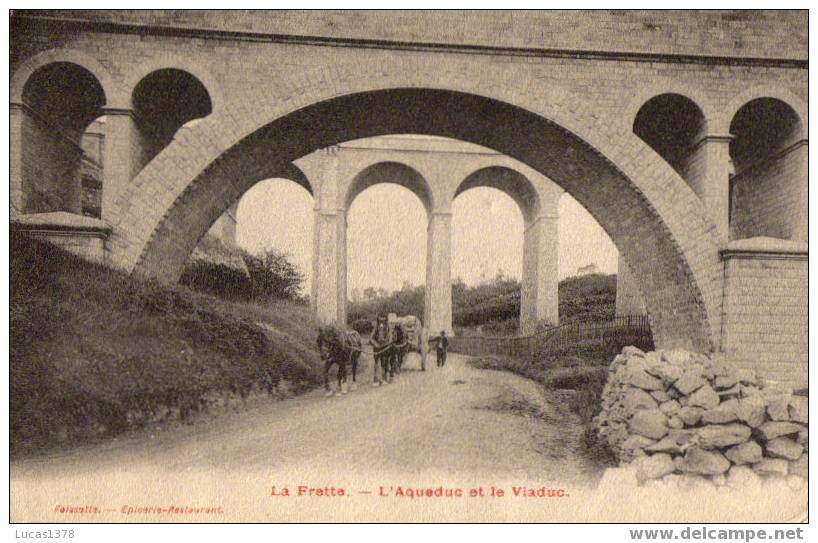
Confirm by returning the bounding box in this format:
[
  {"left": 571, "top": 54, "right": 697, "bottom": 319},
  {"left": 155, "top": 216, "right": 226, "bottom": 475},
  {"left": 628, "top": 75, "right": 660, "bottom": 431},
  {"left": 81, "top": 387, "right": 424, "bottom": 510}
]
[{"left": 242, "top": 248, "right": 304, "bottom": 301}]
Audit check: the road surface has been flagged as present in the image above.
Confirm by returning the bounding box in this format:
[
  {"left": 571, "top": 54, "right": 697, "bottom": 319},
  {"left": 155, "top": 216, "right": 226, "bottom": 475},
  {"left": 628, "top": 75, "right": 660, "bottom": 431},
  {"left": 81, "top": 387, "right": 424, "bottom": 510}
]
[
  {"left": 12, "top": 353, "right": 597, "bottom": 521},
  {"left": 11, "top": 353, "right": 803, "bottom": 522}
]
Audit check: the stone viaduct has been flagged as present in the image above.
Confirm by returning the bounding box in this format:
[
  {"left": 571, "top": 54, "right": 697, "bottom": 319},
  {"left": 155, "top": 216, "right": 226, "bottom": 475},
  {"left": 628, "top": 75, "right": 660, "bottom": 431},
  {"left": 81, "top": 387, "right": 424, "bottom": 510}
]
[
  {"left": 9, "top": 11, "right": 808, "bottom": 385},
  {"left": 208, "top": 134, "right": 565, "bottom": 335}
]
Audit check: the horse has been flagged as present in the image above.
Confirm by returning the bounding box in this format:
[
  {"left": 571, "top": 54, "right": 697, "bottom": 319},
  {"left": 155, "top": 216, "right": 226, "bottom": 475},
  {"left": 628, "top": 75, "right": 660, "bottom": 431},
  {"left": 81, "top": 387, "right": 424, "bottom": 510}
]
[
  {"left": 317, "top": 326, "right": 362, "bottom": 396},
  {"left": 387, "top": 314, "right": 428, "bottom": 371}
]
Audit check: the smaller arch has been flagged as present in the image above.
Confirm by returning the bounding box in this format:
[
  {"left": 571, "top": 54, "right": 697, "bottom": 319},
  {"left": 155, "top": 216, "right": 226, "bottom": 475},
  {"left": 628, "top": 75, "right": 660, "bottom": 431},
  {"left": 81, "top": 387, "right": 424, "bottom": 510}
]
[
  {"left": 729, "top": 98, "right": 802, "bottom": 165},
  {"left": 124, "top": 55, "right": 224, "bottom": 112},
  {"left": 11, "top": 47, "right": 124, "bottom": 107},
  {"left": 345, "top": 161, "right": 433, "bottom": 214},
  {"left": 716, "top": 85, "right": 807, "bottom": 136},
  {"left": 22, "top": 62, "right": 106, "bottom": 135},
  {"left": 623, "top": 83, "right": 716, "bottom": 132},
  {"left": 727, "top": 96, "right": 805, "bottom": 241},
  {"left": 132, "top": 68, "right": 213, "bottom": 166},
  {"left": 454, "top": 166, "right": 540, "bottom": 223},
  {"left": 633, "top": 93, "right": 707, "bottom": 178}
]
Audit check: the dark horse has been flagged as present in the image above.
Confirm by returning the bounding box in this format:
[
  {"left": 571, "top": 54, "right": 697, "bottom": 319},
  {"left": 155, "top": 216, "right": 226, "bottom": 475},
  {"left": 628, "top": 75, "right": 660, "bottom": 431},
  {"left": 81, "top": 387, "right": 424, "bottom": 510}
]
[{"left": 317, "top": 326, "right": 362, "bottom": 396}]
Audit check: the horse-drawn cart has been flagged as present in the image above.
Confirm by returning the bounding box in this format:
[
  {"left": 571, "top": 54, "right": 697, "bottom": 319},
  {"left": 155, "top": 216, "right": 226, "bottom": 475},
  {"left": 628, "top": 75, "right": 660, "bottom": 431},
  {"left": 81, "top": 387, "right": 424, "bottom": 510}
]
[{"left": 387, "top": 313, "right": 429, "bottom": 371}]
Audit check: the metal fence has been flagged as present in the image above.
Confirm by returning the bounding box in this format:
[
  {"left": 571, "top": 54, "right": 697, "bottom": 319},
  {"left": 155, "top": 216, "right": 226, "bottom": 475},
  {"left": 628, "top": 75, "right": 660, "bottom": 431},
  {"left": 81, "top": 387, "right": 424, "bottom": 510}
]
[{"left": 449, "top": 315, "right": 654, "bottom": 359}]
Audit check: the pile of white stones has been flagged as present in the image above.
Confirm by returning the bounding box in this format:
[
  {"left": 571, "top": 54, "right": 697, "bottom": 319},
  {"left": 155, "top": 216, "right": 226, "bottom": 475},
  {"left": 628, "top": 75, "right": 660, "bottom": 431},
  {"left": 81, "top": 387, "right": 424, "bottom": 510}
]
[{"left": 595, "top": 346, "right": 807, "bottom": 485}]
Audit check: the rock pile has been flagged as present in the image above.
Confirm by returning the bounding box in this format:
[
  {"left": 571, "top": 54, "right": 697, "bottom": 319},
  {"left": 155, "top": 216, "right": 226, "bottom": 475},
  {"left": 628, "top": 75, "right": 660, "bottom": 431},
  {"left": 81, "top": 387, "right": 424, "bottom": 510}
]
[{"left": 595, "top": 346, "right": 807, "bottom": 484}]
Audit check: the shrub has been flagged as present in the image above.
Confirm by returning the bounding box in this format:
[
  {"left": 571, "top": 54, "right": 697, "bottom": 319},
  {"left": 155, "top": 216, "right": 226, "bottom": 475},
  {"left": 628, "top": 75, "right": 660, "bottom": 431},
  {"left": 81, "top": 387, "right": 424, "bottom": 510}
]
[{"left": 10, "top": 232, "right": 322, "bottom": 457}]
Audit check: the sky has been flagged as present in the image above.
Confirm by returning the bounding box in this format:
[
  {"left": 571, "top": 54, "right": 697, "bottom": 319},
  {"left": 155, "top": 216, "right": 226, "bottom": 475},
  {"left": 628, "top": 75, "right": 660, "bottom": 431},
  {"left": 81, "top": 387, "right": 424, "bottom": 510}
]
[{"left": 236, "top": 178, "right": 618, "bottom": 295}]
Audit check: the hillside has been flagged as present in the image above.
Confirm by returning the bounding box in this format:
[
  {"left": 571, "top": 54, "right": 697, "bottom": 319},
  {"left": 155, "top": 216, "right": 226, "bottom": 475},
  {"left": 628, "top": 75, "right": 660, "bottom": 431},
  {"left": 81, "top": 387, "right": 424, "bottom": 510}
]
[
  {"left": 10, "top": 232, "right": 322, "bottom": 456},
  {"left": 347, "top": 273, "right": 618, "bottom": 335}
]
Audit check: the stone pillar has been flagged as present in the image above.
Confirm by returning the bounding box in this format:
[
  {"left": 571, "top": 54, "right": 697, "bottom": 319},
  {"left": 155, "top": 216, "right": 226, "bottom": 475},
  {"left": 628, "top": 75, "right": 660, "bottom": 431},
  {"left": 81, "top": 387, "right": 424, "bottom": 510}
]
[
  {"left": 424, "top": 211, "right": 453, "bottom": 336},
  {"left": 615, "top": 253, "right": 647, "bottom": 316},
  {"left": 10, "top": 103, "right": 25, "bottom": 216},
  {"left": 336, "top": 211, "right": 348, "bottom": 325},
  {"left": 687, "top": 134, "right": 733, "bottom": 245},
  {"left": 520, "top": 212, "right": 559, "bottom": 334},
  {"left": 313, "top": 209, "right": 345, "bottom": 325},
  {"left": 309, "top": 146, "right": 344, "bottom": 326},
  {"left": 101, "top": 108, "right": 141, "bottom": 223}
]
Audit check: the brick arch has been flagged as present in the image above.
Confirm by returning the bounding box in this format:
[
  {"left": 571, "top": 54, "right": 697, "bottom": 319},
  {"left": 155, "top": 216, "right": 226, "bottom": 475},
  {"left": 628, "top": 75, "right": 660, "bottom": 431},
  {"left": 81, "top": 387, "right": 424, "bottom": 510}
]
[
  {"left": 623, "top": 83, "right": 716, "bottom": 132},
  {"left": 110, "top": 61, "right": 722, "bottom": 352},
  {"left": 716, "top": 85, "right": 808, "bottom": 137},
  {"left": 454, "top": 166, "right": 540, "bottom": 223},
  {"left": 344, "top": 161, "right": 434, "bottom": 215},
  {"left": 11, "top": 47, "right": 125, "bottom": 107},
  {"left": 123, "top": 55, "right": 225, "bottom": 113}
]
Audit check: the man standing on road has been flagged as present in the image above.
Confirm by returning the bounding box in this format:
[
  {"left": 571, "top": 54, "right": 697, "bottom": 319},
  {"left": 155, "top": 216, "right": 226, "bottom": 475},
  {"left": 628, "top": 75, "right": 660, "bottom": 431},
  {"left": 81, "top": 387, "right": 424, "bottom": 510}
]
[
  {"left": 370, "top": 316, "right": 392, "bottom": 385},
  {"left": 430, "top": 330, "right": 448, "bottom": 367}
]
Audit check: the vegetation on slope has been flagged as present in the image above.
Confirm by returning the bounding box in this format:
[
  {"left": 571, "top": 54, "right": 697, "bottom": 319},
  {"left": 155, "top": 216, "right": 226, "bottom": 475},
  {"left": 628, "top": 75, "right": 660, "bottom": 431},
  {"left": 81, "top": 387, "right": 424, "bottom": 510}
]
[
  {"left": 10, "top": 232, "right": 321, "bottom": 456},
  {"left": 348, "top": 272, "right": 618, "bottom": 335}
]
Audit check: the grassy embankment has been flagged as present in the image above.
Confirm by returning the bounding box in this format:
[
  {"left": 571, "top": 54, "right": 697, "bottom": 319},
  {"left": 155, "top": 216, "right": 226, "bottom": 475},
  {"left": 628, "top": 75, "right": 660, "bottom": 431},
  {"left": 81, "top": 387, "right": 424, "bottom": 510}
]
[{"left": 10, "top": 232, "right": 322, "bottom": 457}]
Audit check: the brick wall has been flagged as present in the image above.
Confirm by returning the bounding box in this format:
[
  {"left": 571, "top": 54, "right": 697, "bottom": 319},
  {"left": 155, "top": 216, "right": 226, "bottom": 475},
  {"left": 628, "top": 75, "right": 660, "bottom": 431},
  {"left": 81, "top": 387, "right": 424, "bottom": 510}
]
[
  {"left": 721, "top": 243, "right": 807, "bottom": 387},
  {"left": 20, "top": 110, "right": 83, "bottom": 214},
  {"left": 15, "top": 10, "right": 807, "bottom": 60},
  {"left": 730, "top": 144, "right": 806, "bottom": 241}
]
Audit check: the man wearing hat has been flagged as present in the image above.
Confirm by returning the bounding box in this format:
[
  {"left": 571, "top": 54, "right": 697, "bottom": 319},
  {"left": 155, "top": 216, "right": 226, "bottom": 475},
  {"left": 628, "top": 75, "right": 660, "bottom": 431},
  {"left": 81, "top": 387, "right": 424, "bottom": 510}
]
[{"left": 369, "top": 315, "right": 392, "bottom": 385}]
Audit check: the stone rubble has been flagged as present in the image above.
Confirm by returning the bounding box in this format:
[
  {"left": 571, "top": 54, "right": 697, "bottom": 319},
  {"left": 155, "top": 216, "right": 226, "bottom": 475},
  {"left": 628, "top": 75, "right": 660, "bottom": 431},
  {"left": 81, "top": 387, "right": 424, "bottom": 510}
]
[{"left": 595, "top": 347, "right": 808, "bottom": 485}]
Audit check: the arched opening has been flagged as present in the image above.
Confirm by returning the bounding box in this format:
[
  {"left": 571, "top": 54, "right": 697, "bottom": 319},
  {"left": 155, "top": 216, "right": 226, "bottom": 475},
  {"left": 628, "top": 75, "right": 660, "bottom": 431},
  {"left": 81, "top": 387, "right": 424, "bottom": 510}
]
[
  {"left": 126, "top": 87, "right": 717, "bottom": 352},
  {"left": 728, "top": 98, "right": 805, "bottom": 241},
  {"left": 182, "top": 177, "right": 315, "bottom": 301},
  {"left": 344, "top": 162, "right": 430, "bottom": 331},
  {"left": 345, "top": 161, "right": 433, "bottom": 214},
  {"left": 132, "top": 68, "right": 212, "bottom": 167},
  {"left": 453, "top": 167, "right": 540, "bottom": 334},
  {"left": 452, "top": 186, "right": 525, "bottom": 334},
  {"left": 19, "top": 62, "right": 106, "bottom": 214},
  {"left": 633, "top": 94, "right": 706, "bottom": 184}
]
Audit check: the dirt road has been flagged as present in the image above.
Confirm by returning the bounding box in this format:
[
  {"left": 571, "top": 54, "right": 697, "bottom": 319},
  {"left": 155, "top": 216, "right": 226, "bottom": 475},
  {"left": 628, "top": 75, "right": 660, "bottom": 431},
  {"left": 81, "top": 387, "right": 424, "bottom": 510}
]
[
  {"left": 12, "top": 353, "right": 598, "bottom": 521},
  {"left": 12, "top": 353, "right": 803, "bottom": 522}
]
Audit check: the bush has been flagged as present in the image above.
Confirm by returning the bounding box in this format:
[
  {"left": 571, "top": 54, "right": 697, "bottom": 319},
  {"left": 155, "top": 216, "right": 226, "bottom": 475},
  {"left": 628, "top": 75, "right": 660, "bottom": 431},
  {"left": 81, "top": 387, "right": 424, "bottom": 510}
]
[
  {"left": 242, "top": 248, "right": 305, "bottom": 301},
  {"left": 10, "top": 232, "right": 322, "bottom": 457},
  {"left": 179, "top": 260, "right": 253, "bottom": 300}
]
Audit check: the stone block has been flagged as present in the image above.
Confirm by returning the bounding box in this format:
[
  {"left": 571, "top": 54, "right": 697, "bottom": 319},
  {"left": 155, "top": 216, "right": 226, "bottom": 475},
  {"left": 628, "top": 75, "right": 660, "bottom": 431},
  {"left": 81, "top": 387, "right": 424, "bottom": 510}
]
[
  {"left": 701, "top": 399, "right": 739, "bottom": 424},
  {"left": 758, "top": 421, "right": 804, "bottom": 441},
  {"left": 724, "top": 440, "right": 763, "bottom": 465},
  {"left": 676, "top": 447, "right": 730, "bottom": 475},
  {"left": 677, "top": 406, "right": 704, "bottom": 426},
  {"left": 674, "top": 366, "right": 706, "bottom": 395},
  {"left": 688, "top": 385, "right": 720, "bottom": 410},
  {"left": 697, "top": 423, "right": 751, "bottom": 449},
  {"left": 765, "top": 437, "right": 803, "bottom": 460},
  {"left": 629, "top": 408, "right": 668, "bottom": 440},
  {"left": 635, "top": 453, "right": 675, "bottom": 482}
]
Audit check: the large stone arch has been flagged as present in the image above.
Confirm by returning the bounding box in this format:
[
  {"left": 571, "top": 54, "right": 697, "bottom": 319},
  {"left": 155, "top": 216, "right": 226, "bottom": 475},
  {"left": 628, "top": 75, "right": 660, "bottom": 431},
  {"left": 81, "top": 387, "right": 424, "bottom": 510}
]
[{"left": 109, "top": 60, "right": 722, "bottom": 352}]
